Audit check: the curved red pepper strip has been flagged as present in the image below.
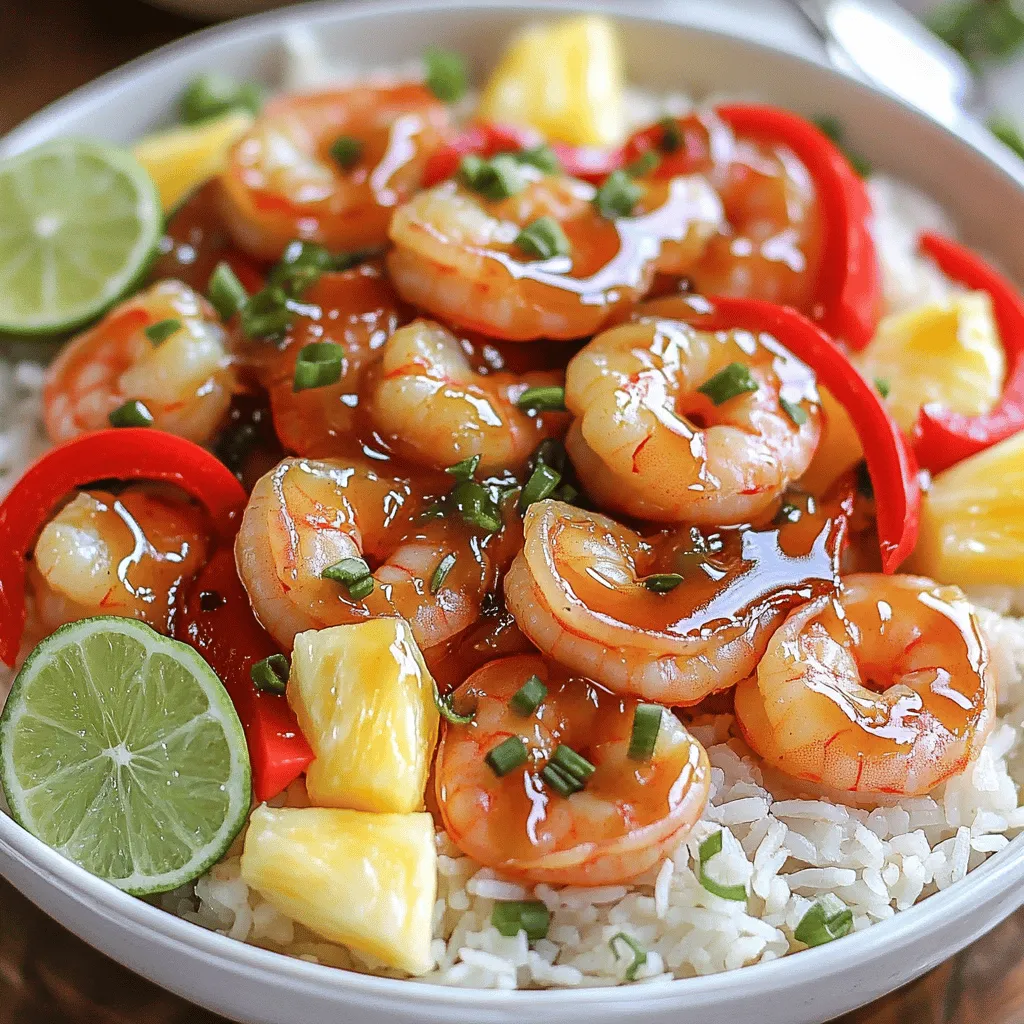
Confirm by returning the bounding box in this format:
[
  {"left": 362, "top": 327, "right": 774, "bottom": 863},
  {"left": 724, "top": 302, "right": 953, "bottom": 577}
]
[
  {"left": 675, "top": 295, "right": 920, "bottom": 573},
  {"left": 175, "top": 549, "right": 313, "bottom": 802},
  {"left": 0, "top": 429, "right": 247, "bottom": 667},
  {"left": 713, "top": 105, "right": 882, "bottom": 352},
  {"left": 912, "top": 232, "right": 1024, "bottom": 474}
]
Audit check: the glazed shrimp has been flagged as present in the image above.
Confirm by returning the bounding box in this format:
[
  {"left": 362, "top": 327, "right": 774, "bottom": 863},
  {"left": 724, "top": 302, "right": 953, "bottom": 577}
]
[
  {"left": 43, "top": 280, "right": 235, "bottom": 445},
  {"left": 505, "top": 494, "right": 850, "bottom": 704},
  {"left": 235, "top": 456, "right": 515, "bottom": 652},
  {"left": 363, "top": 319, "right": 568, "bottom": 473},
  {"left": 435, "top": 655, "right": 711, "bottom": 885},
  {"left": 387, "top": 168, "right": 723, "bottom": 341},
  {"left": 219, "top": 84, "right": 449, "bottom": 260},
  {"left": 26, "top": 485, "right": 210, "bottom": 639},
  {"left": 564, "top": 301, "right": 822, "bottom": 525},
  {"left": 733, "top": 574, "right": 995, "bottom": 795}
]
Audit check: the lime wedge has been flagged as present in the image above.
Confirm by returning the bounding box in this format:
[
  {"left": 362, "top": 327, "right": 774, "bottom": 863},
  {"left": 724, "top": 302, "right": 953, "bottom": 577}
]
[
  {"left": 0, "top": 140, "right": 163, "bottom": 336},
  {"left": 0, "top": 617, "right": 251, "bottom": 895}
]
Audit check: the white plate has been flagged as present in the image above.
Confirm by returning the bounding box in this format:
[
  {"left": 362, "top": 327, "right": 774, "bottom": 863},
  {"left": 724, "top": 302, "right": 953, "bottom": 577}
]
[{"left": 3, "top": 2, "right": 1024, "bottom": 1022}]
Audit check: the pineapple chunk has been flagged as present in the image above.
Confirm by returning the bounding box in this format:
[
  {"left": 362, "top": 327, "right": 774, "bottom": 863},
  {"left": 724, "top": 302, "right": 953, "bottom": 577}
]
[
  {"left": 908, "top": 431, "right": 1024, "bottom": 586},
  {"left": 476, "top": 15, "right": 626, "bottom": 147},
  {"left": 241, "top": 805, "right": 437, "bottom": 975},
  {"left": 856, "top": 292, "right": 1005, "bottom": 434},
  {"left": 800, "top": 385, "right": 864, "bottom": 494},
  {"left": 288, "top": 619, "right": 439, "bottom": 814}
]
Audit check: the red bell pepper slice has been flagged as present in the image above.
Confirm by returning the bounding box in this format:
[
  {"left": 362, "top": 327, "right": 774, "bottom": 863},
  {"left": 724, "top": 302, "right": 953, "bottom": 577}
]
[
  {"left": 912, "top": 231, "right": 1024, "bottom": 474},
  {"left": 621, "top": 113, "right": 716, "bottom": 178},
  {"left": 0, "top": 429, "right": 247, "bottom": 667},
  {"left": 672, "top": 295, "right": 920, "bottom": 573},
  {"left": 175, "top": 548, "right": 313, "bottom": 802}
]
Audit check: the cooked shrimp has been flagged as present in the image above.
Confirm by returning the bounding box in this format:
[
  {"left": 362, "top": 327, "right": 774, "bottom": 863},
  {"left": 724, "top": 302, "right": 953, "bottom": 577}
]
[
  {"left": 219, "top": 84, "right": 449, "bottom": 260},
  {"left": 363, "top": 319, "right": 568, "bottom": 473},
  {"left": 27, "top": 486, "right": 209, "bottom": 637},
  {"left": 387, "top": 169, "right": 723, "bottom": 341},
  {"left": 564, "top": 301, "right": 822, "bottom": 525},
  {"left": 435, "top": 654, "right": 711, "bottom": 885},
  {"left": 43, "top": 280, "right": 235, "bottom": 445},
  {"left": 733, "top": 574, "right": 995, "bottom": 795},
  {"left": 235, "top": 456, "right": 516, "bottom": 652},
  {"left": 505, "top": 495, "right": 850, "bottom": 704}
]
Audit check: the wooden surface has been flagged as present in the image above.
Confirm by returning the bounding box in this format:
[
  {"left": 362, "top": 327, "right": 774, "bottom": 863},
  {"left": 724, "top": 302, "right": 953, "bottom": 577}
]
[{"left": 2, "top": 1, "right": 1024, "bottom": 1021}]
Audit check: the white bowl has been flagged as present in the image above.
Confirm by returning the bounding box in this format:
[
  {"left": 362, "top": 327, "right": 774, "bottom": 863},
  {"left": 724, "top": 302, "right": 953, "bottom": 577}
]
[{"left": 3, "top": 2, "right": 1024, "bottom": 1021}]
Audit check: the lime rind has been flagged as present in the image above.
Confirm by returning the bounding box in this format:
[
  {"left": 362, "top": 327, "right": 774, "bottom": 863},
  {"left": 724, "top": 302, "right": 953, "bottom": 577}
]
[
  {"left": 0, "top": 616, "right": 251, "bottom": 896},
  {"left": 0, "top": 139, "right": 163, "bottom": 337}
]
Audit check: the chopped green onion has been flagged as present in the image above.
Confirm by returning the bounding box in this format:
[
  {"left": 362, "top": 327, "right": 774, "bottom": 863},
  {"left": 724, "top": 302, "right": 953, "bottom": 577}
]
[
  {"left": 450, "top": 480, "right": 503, "bottom": 534},
  {"left": 989, "top": 113, "right": 1024, "bottom": 159},
  {"left": 626, "top": 150, "right": 660, "bottom": 177},
  {"left": 658, "top": 116, "right": 684, "bottom": 154},
  {"left": 529, "top": 437, "right": 568, "bottom": 474},
  {"left": 180, "top": 73, "right": 262, "bottom": 124},
  {"left": 593, "top": 169, "right": 643, "bottom": 219},
  {"left": 874, "top": 377, "right": 891, "bottom": 399},
  {"left": 251, "top": 653, "right": 289, "bottom": 695},
  {"left": 108, "top": 400, "right": 154, "bottom": 428},
  {"left": 424, "top": 47, "right": 467, "bottom": 103},
  {"left": 486, "top": 735, "right": 529, "bottom": 777},
  {"left": 550, "top": 744, "right": 595, "bottom": 782},
  {"left": 628, "top": 703, "right": 663, "bottom": 761},
  {"left": 515, "top": 216, "right": 571, "bottom": 260},
  {"left": 697, "top": 362, "right": 759, "bottom": 405},
  {"left": 446, "top": 454, "right": 481, "bottom": 481},
  {"left": 541, "top": 760, "right": 583, "bottom": 798},
  {"left": 516, "top": 385, "right": 566, "bottom": 412},
  {"left": 776, "top": 502, "right": 802, "bottom": 524},
  {"left": 430, "top": 552, "right": 457, "bottom": 594},
  {"left": 144, "top": 318, "right": 181, "bottom": 346},
  {"left": 491, "top": 900, "right": 551, "bottom": 941},
  {"left": 459, "top": 153, "right": 525, "bottom": 201},
  {"left": 321, "top": 556, "right": 374, "bottom": 600},
  {"left": 519, "top": 463, "right": 562, "bottom": 511},
  {"left": 812, "top": 115, "right": 872, "bottom": 177},
  {"left": 510, "top": 675, "right": 547, "bottom": 716},
  {"left": 293, "top": 342, "right": 344, "bottom": 392},
  {"left": 433, "top": 679, "right": 475, "bottom": 725},
  {"left": 609, "top": 932, "right": 648, "bottom": 981},
  {"left": 330, "top": 135, "right": 363, "bottom": 170},
  {"left": 516, "top": 144, "right": 561, "bottom": 174},
  {"left": 268, "top": 240, "right": 336, "bottom": 296},
  {"left": 641, "top": 573, "right": 683, "bottom": 593},
  {"left": 207, "top": 261, "right": 249, "bottom": 321},
  {"left": 780, "top": 396, "right": 808, "bottom": 425},
  {"left": 698, "top": 831, "right": 748, "bottom": 901},
  {"left": 553, "top": 482, "right": 580, "bottom": 505},
  {"left": 241, "top": 286, "right": 293, "bottom": 340},
  {"left": 794, "top": 893, "right": 854, "bottom": 947}
]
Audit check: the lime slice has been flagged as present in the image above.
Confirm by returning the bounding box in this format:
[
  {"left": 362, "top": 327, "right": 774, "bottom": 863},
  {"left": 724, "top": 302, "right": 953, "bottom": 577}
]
[
  {"left": 0, "top": 139, "right": 163, "bottom": 336},
  {"left": 0, "top": 617, "right": 251, "bottom": 895}
]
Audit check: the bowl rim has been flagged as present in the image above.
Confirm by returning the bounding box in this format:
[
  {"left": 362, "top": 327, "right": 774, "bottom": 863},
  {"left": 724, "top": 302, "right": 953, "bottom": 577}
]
[{"left": 2, "top": 0, "right": 1024, "bottom": 1007}]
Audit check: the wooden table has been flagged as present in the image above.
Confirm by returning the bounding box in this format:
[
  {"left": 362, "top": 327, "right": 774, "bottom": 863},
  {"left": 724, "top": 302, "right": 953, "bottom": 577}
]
[{"left": 2, "top": 1, "right": 1023, "bottom": 1021}]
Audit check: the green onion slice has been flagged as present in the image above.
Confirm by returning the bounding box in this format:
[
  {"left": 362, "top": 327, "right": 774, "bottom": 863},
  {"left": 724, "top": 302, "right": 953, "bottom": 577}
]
[
  {"left": 516, "top": 144, "right": 561, "bottom": 174},
  {"left": 990, "top": 114, "right": 1024, "bottom": 160},
  {"left": 330, "top": 135, "right": 363, "bottom": 170},
  {"left": 641, "top": 573, "right": 683, "bottom": 593},
  {"left": 321, "top": 556, "right": 374, "bottom": 600},
  {"left": 516, "top": 385, "right": 566, "bottom": 412},
  {"left": 144, "top": 318, "right": 181, "bottom": 346},
  {"left": 658, "top": 116, "right": 684, "bottom": 153},
  {"left": 433, "top": 679, "right": 475, "bottom": 725},
  {"left": 780, "top": 396, "right": 808, "bottom": 425},
  {"left": 874, "top": 377, "right": 891, "bottom": 399},
  {"left": 519, "top": 463, "right": 562, "bottom": 511},
  {"left": 241, "top": 286, "right": 293, "bottom": 340},
  {"left": 430, "top": 552, "right": 456, "bottom": 594},
  {"left": 510, "top": 675, "right": 547, "bottom": 716},
  {"left": 515, "top": 216, "right": 571, "bottom": 261},
  {"left": 486, "top": 735, "right": 529, "bottom": 777},
  {"left": 251, "top": 653, "right": 289, "bottom": 695},
  {"left": 697, "top": 362, "right": 759, "bottom": 405},
  {"left": 609, "top": 932, "right": 648, "bottom": 981},
  {"left": 207, "top": 261, "right": 249, "bottom": 321},
  {"left": 445, "top": 454, "right": 481, "bottom": 481},
  {"left": 180, "top": 72, "right": 262, "bottom": 124},
  {"left": 794, "top": 893, "right": 854, "bottom": 947},
  {"left": 550, "top": 744, "right": 595, "bottom": 782},
  {"left": 459, "top": 153, "right": 525, "bottom": 201},
  {"left": 424, "top": 47, "right": 467, "bottom": 103},
  {"left": 593, "top": 169, "right": 643, "bottom": 219},
  {"left": 626, "top": 150, "right": 660, "bottom": 177},
  {"left": 541, "top": 760, "right": 582, "bottom": 798},
  {"left": 698, "top": 831, "right": 748, "bottom": 902},
  {"left": 450, "top": 480, "right": 503, "bottom": 534},
  {"left": 293, "top": 342, "right": 344, "bottom": 392},
  {"left": 628, "top": 703, "right": 663, "bottom": 761},
  {"left": 268, "top": 240, "right": 335, "bottom": 296},
  {"left": 491, "top": 900, "right": 551, "bottom": 941},
  {"left": 529, "top": 437, "right": 568, "bottom": 474},
  {"left": 108, "top": 400, "right": 154, "bottom": 428}
]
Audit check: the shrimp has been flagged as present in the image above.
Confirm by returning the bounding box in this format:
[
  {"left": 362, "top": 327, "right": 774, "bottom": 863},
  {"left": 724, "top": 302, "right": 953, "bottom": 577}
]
[
  {"left": 563, "top": 300, "right": 822, "bottom": 525},
  {"left": 235, "top": 456, "right": 518, "bottom": 653},
  {"left": 733, "top": 574, "right": 995, "bottom": 795},
  {"left": 386, "top": 168, "right": 723, "bottom": 341},
  {"left": 504, "top": 492, "right": 850, "bottom": 704},
  {"left": 363, "top": 318, "right": 568, "bottom": 473},
  {"left": 434, "top": 654, "right": 711, "bottom": 885},
  {"left": 27, "top": 485, "right": 210, "bottom": 638},
  {"left": 43, "top": 280, "right": 235, "bottom": 445},
  {"left": 219, "top": 84, "right": 449, "bottom": 260}
]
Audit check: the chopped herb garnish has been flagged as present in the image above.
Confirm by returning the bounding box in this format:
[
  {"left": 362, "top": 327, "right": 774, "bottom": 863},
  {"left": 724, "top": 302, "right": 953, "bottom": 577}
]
[
  {"left": 268, "top": 240, "right": 336, "bottom": 296},
  {"left": 330, "top": 135, "right": 363, "bottom": 170},
  {"left": 491, "top": 900, "right": 551, "bottom": 941},
  {"left": 780, "top": 396, "right": 808, "bottom": 425},
  {"left": 516, "top": 143, "right": 561, "bottom": 174},
  {"left": 519, "top": 462, "right": 562, "bottom": 511},
  {"left": 794, "top": 893, "right": 854, "bottom": 947},
  {"left": 108, "top": 400, "right": 153, "bottom": 428},
  {"left": 658, "top": 116, "right": 684, "bottom": 154},
  {"left": 251, "top": 653, "right": 289, "bottom": 695},
  {"left": 486, "top": 735, "right": 529, "bottom": 777},
  {"left": 321, "top": 556, "right": 374, "bottom": 600},
  {"left": 433, "top": 679, "right": 475, "bottom": 725},
  {"left": 541, "top": 760, "right": 582, "bottom": 798},
  {"left": 628, "top": 703, "right": 663, "bottom": 761},
  {"left": 293, "top": 341, "right": 344, "bottom": 392},
  {"left": 459, "top": 153, "right": 525, "bottom": 201},
  {"left": 698, "top": 831, "right": 748, "bottom": 902},
  {"left": 510, "top": 674, "right": 547, "bottom": 716},
  {"left": 529, "top": 437, "right": 568, "bottom": 474},
  {"left": 240, "top": 285, "right": 293, "bottom": 340},
  {"left": 609, "top": 932, "right": 648, "bottom": 981},
  {"left": 989, "top": 113, "right": 1024, "bottom": 158},
  {"left": 697, "top": 362, "right": 759, "bottom": 405},
  {"left": 180, "top": 72, "right": 262, "bottom": 124},
  {"left": 516, "top": 385, "right": 566, "bottom": 413},
  {"left": 144, "top": 318, "right": 181, "bottom": 346},
  {"left": 430, "top": 552, "right": 456, "bottom": 594},
  {"left": 641, "top": 573, "right": 683, "bottom": 593},
  {"left": 874, "top": 377, "right": 891, "bottom": 399},
  {"left": 515, "top": 216, "right": 571, "bottom": 260},
  {"left": 424, "top": 47, "right": 468, "bottom": 103},
  {"left": 542, "top": 743, "right": 594, "bottom": 797},
  {"left": 446, "top": 454, "right": 481, "bottom": 482},
  {"left": 450, "top": 480, "right": 503, "bottom": 533},
  {"left": 207, "top": 261, "right": 249, "bottom": 321},
  {"left": 553, "top": 481, "right": 580, "bottom": 505},
  {"left": 626, "top": 150, "right": 660, "bottom": 178},
  {"left": 813, "top": 116, "right": 872, "bottom": 177},
  {"left": 593, "top": 169, "right": 643, "bottom": 219}
]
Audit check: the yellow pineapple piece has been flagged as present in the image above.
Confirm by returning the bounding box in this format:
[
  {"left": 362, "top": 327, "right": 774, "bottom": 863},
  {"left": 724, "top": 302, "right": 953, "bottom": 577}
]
[
  {"left": 477, "top": 15, "right": 626, "bottom": 147},
  {"left": 240, "top": 805, "right": 437, "bottom": 975},
  {"left": 908, "top": 431, "right": 1024, "bottom": 587},
  {"left": 288, "top": 619, "right": 439, "bottom": 814},
  {"left": 800, "top": 385, "right": 864, "bottom": 494},
  {"left": 856, "top": 292, "right": 1005, "bottom": 434}
]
